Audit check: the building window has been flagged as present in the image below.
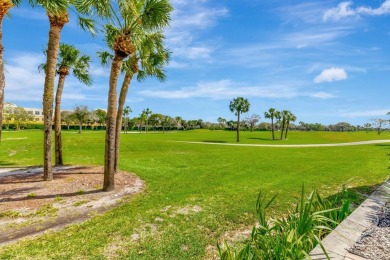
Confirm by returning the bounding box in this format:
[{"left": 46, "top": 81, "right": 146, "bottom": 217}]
[
  {"left": 35, "top": 111, "right": 40, "bottom": 115},
  {"left": 28, "top": 111, "right": 33, "bottom": 114},
  {"left": 35, "top": 118, "right": 39, "bottom": 121}
]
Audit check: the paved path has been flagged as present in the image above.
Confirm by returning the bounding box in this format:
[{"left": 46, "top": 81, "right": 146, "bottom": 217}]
[{"left": 175, "top": 139, "right": 390, "bottom": 148}]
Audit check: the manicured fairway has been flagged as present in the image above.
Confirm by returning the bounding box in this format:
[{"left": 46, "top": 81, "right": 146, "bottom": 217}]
[{"left": 0, "top": 130, "right": 389, "bottom": 259}]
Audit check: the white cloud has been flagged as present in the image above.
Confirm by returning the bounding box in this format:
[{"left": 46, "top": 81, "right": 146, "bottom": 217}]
[
  {"left": 4, "top": 53, "right": 45, "bottom": 101},
  {"left": 310, "top": 92, "right": 335, "bottom": 99},
  {"left": 323, "top": 2, "right": 356, "bottom": 21},
  {"left": 357, "top": 0, "right": 390, "bottom": 15},
  {"left": 165, "top": 0, "right": 228, "bottom": 63},
  {"left": 314, "top": 67, "right": 348, "bottom": 83},
  {"left": 137, "top": 80, "right": 335, "bottom": 100},
  {"left": 323, "top": 1, "right": 390, "bottom": 21},
  {"left": 340, "top": 109, "right": 390, "bottom": 118}
]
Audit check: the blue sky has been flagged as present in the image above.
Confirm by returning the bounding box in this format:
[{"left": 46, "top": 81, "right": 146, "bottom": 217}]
[{"left": 3, "top": 0, "right": 390, "bottom": 125}]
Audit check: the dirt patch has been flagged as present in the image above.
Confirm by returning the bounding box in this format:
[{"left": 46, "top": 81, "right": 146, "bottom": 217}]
[
  {"left": 175, "top": 205, "right": 203, "bottom": 215},
  {"left": 0, "top": 166, "right": 144, "bottom": 245},
  {"left": 203, "top": 225, "right": 253, "bottom": 260}
]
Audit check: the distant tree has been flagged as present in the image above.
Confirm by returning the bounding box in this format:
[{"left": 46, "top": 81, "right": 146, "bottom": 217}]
[
  {"left": 279, "top": 110, "right": 289, "bottom": 140},
  {"left": 72, "top": 106, "right": 90, "bottom": 133},
  {"left": 142, "top": 108, "right": 152, "bottom": 132},
  {"left": 86, "top": 110, "right": 98, "bottom": 130},
  {"left": 3, "top": 103, "right": 15, "bottom": 130},
  {"left": 13, "top": 107, "right": 33, "bottom": 130},
  {"left": 217, "top": 117, "right": 227, "bottom": 129},
  {"left": 245, "top": 114, "right": 260, "bottom": 132},
  {"left": 229, "top": 97, "right": 250, "bottom": 142},
  {"left": 175, "top": 116, "right": 182, "bottom": 131},
  {"left": 363, "top": 123, "right": 372, "bottom": 133},
  {"left": 258, "top": 122, "right": 269, "bottom": 131},
  {"left": 123, "top": 106, "right": 131, "bottom": 133},
  {"left": 371, "top": 119, "right": 388, "bottom": 135},
  {"left": 95, "top": 109, "right": 107, "bottom": 130},
  {"left": 264, "top": 108, "right": 277, "bottom": 139},
  {"left": 161, "top": 115, "right": 172, "bottom": 133},
  {"left": 61, "top": 111, "right": 73, "bottom": 130}
]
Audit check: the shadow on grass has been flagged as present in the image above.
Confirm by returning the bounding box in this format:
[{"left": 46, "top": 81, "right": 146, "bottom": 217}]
[
  {"left": 248, "top": 137, "right": 279, "bottom": 141},
  {"left": 202, "top": 140, "right": 227, "bottom": 143},
  {"left": 0, "top": 166, "right": 104, "bottom": 185},
  {"left": 0, "top": 161, "right": 17, "bottom": 167},
  {"left": 0, "top": 189, "right": 102, "bottom": 203},
  {"left": 375, "top": 144, "right": 390, "bottom": 148}
]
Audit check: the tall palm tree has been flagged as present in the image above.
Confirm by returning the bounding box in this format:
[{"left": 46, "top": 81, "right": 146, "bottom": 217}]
[
  {"left": 284, "top": 111, "right": 296, "bottom": 139},
  {"left": 123, "top": 105, "right": 131, "bottom": 134},
  {"left": 102, "top": 0, "right": 172, "bottom": 191},
  {"left": 112, "top": 37, "right": 168, "bottom": 173},
  {"left": 264, "top": 108, "right": 277, "bottom": 140},
  {"left": 280, "top": 110, "right": 289, "bottom": 140},
  {"left": 0, "top": 0, "right": 21, "bottom": 142},
  {"left": 29, "top": 0, "right": 109, "bottom": 181},
  {"left": 40, "top": 44, "right": 92, "bottom": 166},
  {"left": 229, "top": 97, "right": 250, "bottom": 142}
]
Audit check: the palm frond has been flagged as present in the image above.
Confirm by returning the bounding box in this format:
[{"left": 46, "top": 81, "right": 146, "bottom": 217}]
[
  {"left": 138, "top": 0, "right": 173, "bottom": 31},
  {"left": 97, "top": 51, "right": 113, "bottom": 67},
  {"left": 77, "top": 16, "right": 97, "bottom": 36}
]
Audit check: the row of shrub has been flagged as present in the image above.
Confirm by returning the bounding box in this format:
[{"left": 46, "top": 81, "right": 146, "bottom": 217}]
[{"left": 218, "top": 186, "right": 350, "bottom": 259}]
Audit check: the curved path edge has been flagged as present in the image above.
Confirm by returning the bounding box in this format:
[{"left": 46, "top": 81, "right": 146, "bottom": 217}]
[{"left": 174, "top": 140, "right": 390, "bottom": 148}]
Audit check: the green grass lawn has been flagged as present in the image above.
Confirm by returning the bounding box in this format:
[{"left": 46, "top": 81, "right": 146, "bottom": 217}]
[{"left": 0, "top": 130, "right": 389, "bottom": 259}]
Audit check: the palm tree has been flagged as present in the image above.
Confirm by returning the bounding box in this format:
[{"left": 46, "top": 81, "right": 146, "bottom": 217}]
[
  {"left": 229, "top": 97, "right": 250, "bottom": 142},
  {"left": 264, "top": 108, "right": 277, "bottom": 140},
  {"left": 40, "top": 44, "right": 91, "bottom": 165},
  {"left": 123, "top": 106, "right": 131, "bottom": 134},
  {"left": 0, "top": 0, "right": 21, "bottom": 142},
  {"left": 102, "top": 0, "right": 172, "bottom": 191},
  {"left": 280, "top": 110, "right": 289, "bottom": 140},
  {"left": 142, "top": 108, "right": 152, "bottom": 132},
  {"left": 284, "top": 111, "right": 296, "bottom": 139},
  {"left": 29, "top": 0, "right": 109, "bottom": 181},
  {"left": 175, "top": 116, "right": 182, "bottom": 131}
]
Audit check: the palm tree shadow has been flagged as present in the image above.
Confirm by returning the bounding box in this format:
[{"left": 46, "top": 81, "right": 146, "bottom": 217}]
[
  {"left": 248, "top": 137, "right": 277, "bottom": 141},
  {"left": 0, "top": 161, "right": 17, "bottom": 166},
  {"left": 1, "top": 189, "right": 102, "bottom": 203}
]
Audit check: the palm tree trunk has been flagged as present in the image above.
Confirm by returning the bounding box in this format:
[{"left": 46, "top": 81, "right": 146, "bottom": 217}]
[
  {"left": 0, "top": 18, "right": 5, "bottom": 142},
  {"left": 236, "top": 112, "right": 240, "bottom": 142},
  {"left": 280, "top": 120, "right": 285, "bottom": 140},
  {"left": 0, "top": 2, "right": 13, "bottom": 143},
  {"left": 43, "top": 14, "right": 68, "bottom": 181},
  {"left": 104, "top": 54, "right": 125, "bottom": 192},
  {"left": 271, "top": 117, "right": 275, "bottom": 140},
  {"left": 54, "top": 73, "right": 66, "bottom": 166},
  {"left": 285, "top": 121, "right": 290, "bottom": 139},
  {"left": 114, "top": 73, "right": 132, "bottom": 174}
]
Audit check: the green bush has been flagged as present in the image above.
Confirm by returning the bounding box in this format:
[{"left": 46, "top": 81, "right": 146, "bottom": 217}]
[{"left": 218, "top": 186, "right": 350, "bottom": 260}]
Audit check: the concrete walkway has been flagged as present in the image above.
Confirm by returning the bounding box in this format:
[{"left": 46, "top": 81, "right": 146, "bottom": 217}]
[
  {"left": 176, "top": 140, "right": 390, "bottom": 148},
  {"left": 310, "top": 179, "right": 390, "bottom": 260}
]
